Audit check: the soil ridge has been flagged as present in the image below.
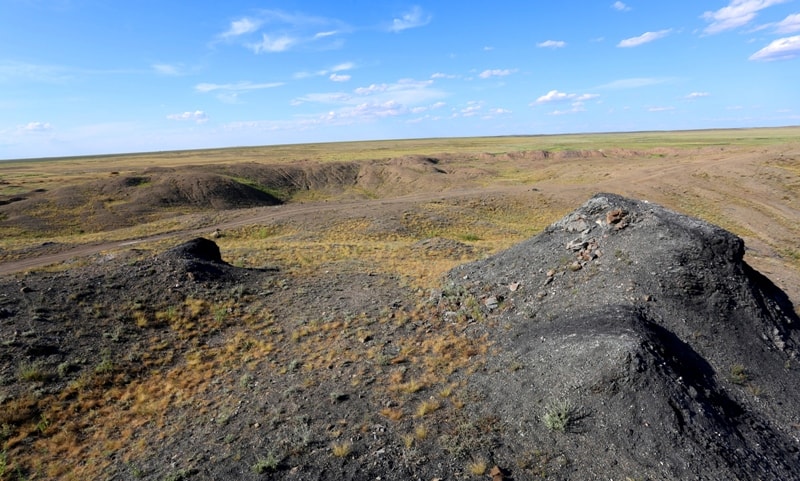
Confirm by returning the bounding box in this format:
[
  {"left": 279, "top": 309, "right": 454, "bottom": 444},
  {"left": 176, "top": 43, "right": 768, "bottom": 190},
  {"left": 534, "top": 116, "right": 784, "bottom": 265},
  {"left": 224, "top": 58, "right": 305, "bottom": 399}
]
[{"left": 447, "top": 192, "right": 800, "bottom": 480}]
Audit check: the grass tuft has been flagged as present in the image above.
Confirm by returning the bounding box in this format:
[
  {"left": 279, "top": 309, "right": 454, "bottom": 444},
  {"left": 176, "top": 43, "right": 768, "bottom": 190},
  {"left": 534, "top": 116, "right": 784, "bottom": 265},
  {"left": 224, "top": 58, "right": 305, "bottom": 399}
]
[
  {"left": 543, "top": 400, "right": 576, "bottom": 432},
  {"left": 331, "top": 441, "right": 352, "bottom": 458}
]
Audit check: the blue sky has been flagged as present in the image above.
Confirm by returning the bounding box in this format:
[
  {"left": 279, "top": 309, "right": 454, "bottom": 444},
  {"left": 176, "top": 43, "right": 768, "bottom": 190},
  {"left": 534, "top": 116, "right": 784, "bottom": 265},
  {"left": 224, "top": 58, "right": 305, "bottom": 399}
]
[{"left": 1, "top": 0, "right": 799, "bottom": 160}]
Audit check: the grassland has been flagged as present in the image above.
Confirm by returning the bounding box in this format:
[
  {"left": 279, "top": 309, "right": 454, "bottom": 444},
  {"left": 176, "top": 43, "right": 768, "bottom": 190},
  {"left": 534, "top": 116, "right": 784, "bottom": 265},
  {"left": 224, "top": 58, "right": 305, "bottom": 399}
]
[{"left": 2, "top": 127, "right": 798, "bottom": 193}]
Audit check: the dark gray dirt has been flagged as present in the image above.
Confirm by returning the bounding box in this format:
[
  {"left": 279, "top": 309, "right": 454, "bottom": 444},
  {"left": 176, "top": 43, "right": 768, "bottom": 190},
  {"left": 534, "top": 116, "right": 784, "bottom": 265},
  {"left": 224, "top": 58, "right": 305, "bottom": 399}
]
[
  {"left": 447, "top": 193, "right": 800, "bottom": 480},
  {"left": 2, "top": 193, "right": 800, "bottom": 480}
]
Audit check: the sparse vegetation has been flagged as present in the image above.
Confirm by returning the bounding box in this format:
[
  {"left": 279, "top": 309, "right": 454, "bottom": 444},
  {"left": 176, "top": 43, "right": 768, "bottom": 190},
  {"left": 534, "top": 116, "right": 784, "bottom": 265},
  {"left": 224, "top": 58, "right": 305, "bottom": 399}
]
[
  {"left": 251, "top": 452, "right": 280, "bottom": 473},
  {"left": 415, "top": 399, "right": 441, "bottom": 418},
  {"left": 331, "top": 441, "right": 352, "bottom": 458},
  {"left": 0, "top": 129, "right": 799, "bottom": 480},
  {"left": 466, "top": 457, "right": 488, "bottom": 476},
  {"left": 543, "top": 400, "right": 577, "bottom": 432},
  {"left": 730, "top": 363, "right": 749, "bottom": 385},
  {"left": 17, "top": 361, "right": 47, "bottom": 383}
]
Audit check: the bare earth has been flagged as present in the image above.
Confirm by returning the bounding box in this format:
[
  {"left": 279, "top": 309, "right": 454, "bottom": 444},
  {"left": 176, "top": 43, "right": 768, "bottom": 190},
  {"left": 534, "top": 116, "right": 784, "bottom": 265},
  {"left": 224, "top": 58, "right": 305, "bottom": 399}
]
[
  {"left": 1, "top": 136, "right": 799, "bottom": 480},
  {"left": 3, "top": 143, "right": 799, "bottom": 303}
]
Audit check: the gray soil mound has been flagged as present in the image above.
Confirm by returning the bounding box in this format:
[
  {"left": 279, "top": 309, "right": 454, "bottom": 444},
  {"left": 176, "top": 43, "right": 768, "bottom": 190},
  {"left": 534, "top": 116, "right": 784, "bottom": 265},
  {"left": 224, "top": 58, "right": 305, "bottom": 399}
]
[
  {"left": 446, "top": 193, "right": 800, "bottom": 480},
  {"left": 163, "top": 237, "right": 225, "bottom": 264}
]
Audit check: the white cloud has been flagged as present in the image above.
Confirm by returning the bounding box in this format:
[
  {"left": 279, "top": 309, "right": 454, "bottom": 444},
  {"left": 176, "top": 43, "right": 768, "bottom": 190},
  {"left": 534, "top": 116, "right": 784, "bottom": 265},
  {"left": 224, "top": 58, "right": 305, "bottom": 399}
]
[
  {"left": 293, "top": 79, "right": 447, "bottom": 112},
  {"left": 20, "top": 121, "right": 53, "bottom": 132},
  {"left": 612, "top": 1, "right": 631, "bottom": 11},
  {"left": 617, "top": 29, "right": 672, "bottom": 47},
  {"left": 648, "top": 106, "right": 676, "bottom": 112},
  {"left": 331, "top": 62, "right": 354, "bottom": 72},
  {"left": 749, "top": 35, "right": 800, "bottom": 60},
  {"left": 702, "top": 0, "right": 788, "bottom": 35},
  {"left": 195, "top": 81, "right": 284, "bottom": 93},
  {"left": 489, "top": 108, "right": 512, "bottom": 115},
  {"left": 249, "top": 34, "right": 295, "bottom": 53},
  {"left": 329, "top": 73, "right": 351, "bottom": 82},
  {"left": 167, "top": 111, "right": 209, "bottom": 123},
  {"left": 537, "top": 40, "right": 566, "bottom": 48},
  {"left": 295, "top": 62, "right": 355, "bottom": 79},
  {"left": 686, "top": 92, "right": 710, "bottom": 99},
  {"left": 478, "top": 69, "right": 515, "bottom": 79},
  {"left": 775, "top": 13, "right": 800, "bottom": 33},
  {"left": 431, "top": 72, "right": 457, "bottom": 79},
  {"left": 314, "top": 30, "right": 339, "bottom": 39},
  {"left": 354, "top": 84, "right": 388, "bottom": 95},
  {"left": 460, "top": 102, "right": 483, "bottom": 117},
  {"left": 218, "top": 10, "right": 348, "bottom": 53},
  {"left": 221, "top": 17, "right": 261, "bottom": 38},
  {"left": 532, "top": 90, "right": 599, "bottom": 104},
  {"left": 483, "top": 46, "right": 494, "bottom": 51},
  {"left": 389, "top": 6, "right": 432, "bottom": 32}
]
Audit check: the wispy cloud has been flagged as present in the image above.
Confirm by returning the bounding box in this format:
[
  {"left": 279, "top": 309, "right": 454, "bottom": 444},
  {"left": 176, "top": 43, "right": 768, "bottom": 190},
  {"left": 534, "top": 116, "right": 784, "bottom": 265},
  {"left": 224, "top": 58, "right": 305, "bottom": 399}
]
[
  {"left": 217, "top": 10, "right": 348, "bottom": 53},
  {"left": 596, "top": 77, "right": 673, "bottom": 89},
  {"left": 292, "top": 79, "right": 447, "bottom": 124},
  {"left": 617, "top": 29, "right": 672, "bottom": 47},
  {"left": 774, "top": 13, "right": 800, "bottom": 33},
  {"left": 431, "top": 72, "right": 458, "bottom": 79},
  {"left": 458, "top": 101, "right": 483, "bottom": 117},
  {"left": 648, "top": 106, "right": 675, "bottom": 112},
  {"left": 295, "top": 62, "right": 355, "bottom": 79},
  {"left": 20, "top": 121, "right": 53, "bottom": 132},
  {"left": 537, "top": 40, "right": 566, "bottom": 48},
  {"left": 0, "top": 61, "right": 71, "bottom": 83},
  {"left": 314, "top": 30, "right": 339, "bottom": 39},
  {"left": 329, "top": 73, "right": 351, "bottom": 82},
  {"left": 685, "top": 92, "right": 710, "bottom": 99},
  {"left": 249, "top": 34, "right": 295, "bottom": 53},
  {"left": 221, "top": 17, "right": 261, "bottom": 38},
  {"left": 331, "top": 62, "right": 354, "bottom": 72},
  {"left": 702, "top": 0, "right": 789, "bottom": 35},
  {"left": 612, "top": 2, "right": 631, "bottom": 12},
  {"left": 532, "top": 90, "right": 599, "bottom": 104},
  {"left": 478, "top": 68, "right": 516, "bottom": 79},
  {"left": 354, "top": 84, "right": 387, "bottom": 95},
  {"left": 388, "top": 6, "right": 432, "bottom": 32},
  {"left": 749, "top": 35, "right": 800, "bottom": 61},
  {"left": 195, "top": 81, "right": 284, "bottom": 93},
  {"left": 167, "top": 111, "right": 209, "bottom": 123},
  {"left": 152, "top": 63, "right": 183, "bottom": 76}
]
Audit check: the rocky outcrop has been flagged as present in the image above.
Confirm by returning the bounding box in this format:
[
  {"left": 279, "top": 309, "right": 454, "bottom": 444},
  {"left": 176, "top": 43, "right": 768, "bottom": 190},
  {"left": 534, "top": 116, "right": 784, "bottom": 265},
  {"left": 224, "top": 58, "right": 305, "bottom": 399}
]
[{"left": 448, "top": 193, "right": 800, "bottom": 480}]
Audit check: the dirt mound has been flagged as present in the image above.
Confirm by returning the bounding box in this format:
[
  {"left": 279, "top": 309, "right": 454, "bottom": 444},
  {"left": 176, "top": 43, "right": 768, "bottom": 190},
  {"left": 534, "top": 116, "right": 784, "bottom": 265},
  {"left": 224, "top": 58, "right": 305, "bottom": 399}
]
[
  {"left": 217, "top": 161, "right": 361, "bottom": 194},
  {"left": 446, "top": 193, "right": 800, "bottom": 480},
  {"left": 135, "top": 172, "right": 281, "bottom": 209},
  {"left": 163, "top": 237, "right": 224, "bottom": 263},
  {"left": 0, "top": 171, "right": 283, "bottom": 233}
]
